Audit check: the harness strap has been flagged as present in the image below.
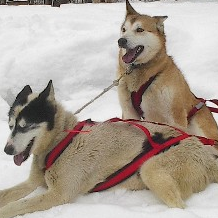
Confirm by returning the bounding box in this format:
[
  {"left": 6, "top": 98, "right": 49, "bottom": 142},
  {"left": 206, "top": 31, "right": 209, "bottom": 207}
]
[
  {"left": 90, "top": 119, "right": 190, "bottom": 192},
  {"left": 45, "top": 117, "right": 216, "bottom": 193},
  {"left": 188, "top": 98, "right": 218, "bottom": 121},
  {"left": 130, "top": 77, "right": 218, "bottom": 121},
  {"left": 45, "top": 120, "right": 94, "bottom": 170},
  {"left": 197, "top": 136, "right": 217, "bottom": 146},
  {"left": 207, "top": 99, "right": 218, "bottom": 113},
  {"left": 126, "top": 118, "right": 217, "bottom": 146},
  {"left": 187, "top": 99, "right": 206, "bottom": 121},
  {"left": 90, "top": 118, "right": 217, "bottom": 192},
  {"left": 131, "top": 75, "right": 158, "bottom": 118}
]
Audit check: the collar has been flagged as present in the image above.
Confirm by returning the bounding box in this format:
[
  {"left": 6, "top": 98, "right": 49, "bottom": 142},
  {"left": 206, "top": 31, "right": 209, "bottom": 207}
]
[{"left": 125, "top": 62, "right": 147, "bottom": 75}]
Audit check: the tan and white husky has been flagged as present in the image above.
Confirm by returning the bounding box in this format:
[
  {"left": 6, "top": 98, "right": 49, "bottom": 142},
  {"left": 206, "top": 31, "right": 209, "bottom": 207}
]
[
  {"left": 117, "top": 0, "right": 218, "bottom": 141},
  {"left": 1, "top": 81, "right": 218, "bottom": 218}
]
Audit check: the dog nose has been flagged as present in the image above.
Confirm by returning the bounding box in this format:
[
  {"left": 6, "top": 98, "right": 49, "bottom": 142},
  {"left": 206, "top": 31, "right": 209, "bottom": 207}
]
[
  {"left": 118, "top": 38, "right": 127, "bottom": 48},
  {"left": 4, "top": 144, "right": 15, "bottom": 155}
]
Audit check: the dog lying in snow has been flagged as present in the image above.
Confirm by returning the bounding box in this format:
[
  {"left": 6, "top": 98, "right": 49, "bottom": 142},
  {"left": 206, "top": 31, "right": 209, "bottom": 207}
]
[{"left": 0, "top": 81, "right": 218, "bottom": 218}]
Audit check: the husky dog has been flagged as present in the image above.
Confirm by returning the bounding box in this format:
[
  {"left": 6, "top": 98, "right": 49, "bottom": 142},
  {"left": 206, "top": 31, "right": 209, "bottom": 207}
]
[
  {"left": 0, "top": 81, "right": 218, "bottom": 217},
  {"left": 117, "top": 0, "right": 218, "bottom": 142}
]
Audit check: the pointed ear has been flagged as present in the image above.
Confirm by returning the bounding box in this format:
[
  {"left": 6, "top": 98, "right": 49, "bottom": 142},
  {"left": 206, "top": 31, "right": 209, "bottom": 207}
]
[
  {"left": 15, "top": 85, "right": 32, "bottom": 103},
  {"left": 126, "top": 0, "right": 139, "bottom": 16},
  {"left": 153, "top": 16, "right": 168, "bottom": 34},
  {"left": 39, "top": 80, "right": 55, "bottom": 102}
]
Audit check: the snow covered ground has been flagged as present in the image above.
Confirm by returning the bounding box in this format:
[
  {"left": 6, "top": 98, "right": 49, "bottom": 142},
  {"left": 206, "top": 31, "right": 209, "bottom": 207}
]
[{"left": 0, "top": 1, "right": 218, "bottom": 218}]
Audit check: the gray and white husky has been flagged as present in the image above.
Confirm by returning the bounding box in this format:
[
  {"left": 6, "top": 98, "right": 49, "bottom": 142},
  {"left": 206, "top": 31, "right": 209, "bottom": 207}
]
[{"left": 1, "top": 81, "right": 218, "bottom": 218}]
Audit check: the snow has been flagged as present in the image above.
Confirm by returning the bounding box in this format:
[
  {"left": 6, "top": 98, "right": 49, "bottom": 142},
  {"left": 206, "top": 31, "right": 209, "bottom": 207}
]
[{"left": 0, "top": 1, "right": 218, "bottom": 218}]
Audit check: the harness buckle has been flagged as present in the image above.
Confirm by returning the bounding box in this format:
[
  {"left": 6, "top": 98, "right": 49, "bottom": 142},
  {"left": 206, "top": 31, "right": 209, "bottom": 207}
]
[{"left": 196, "top": 101, "right": 205, "bottom": 110}]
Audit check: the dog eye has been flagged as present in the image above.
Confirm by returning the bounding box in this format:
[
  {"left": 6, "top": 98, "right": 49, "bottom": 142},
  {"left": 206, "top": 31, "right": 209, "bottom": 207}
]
[
  {"left": 136, "top": 27, "right": 144, "bottom": 33},
  {"left": 18, "top": 120, "right": 27, "bottom": 128},
  {"left": 8, "top": 120, "right": 15, "bottom": 130}
]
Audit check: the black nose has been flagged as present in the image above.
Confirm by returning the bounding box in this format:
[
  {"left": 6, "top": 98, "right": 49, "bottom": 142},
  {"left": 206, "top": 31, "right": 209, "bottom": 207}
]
[
  {"left": 4, "top": 145, "right": 15, "bottom": 155},
  {"left": 118, "top": 38, "right": 127, "bottom": 48}
]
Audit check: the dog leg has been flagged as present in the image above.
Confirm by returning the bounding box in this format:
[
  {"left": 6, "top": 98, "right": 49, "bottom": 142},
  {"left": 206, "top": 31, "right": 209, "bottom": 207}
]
[
  {"left": 140, "top": 165, "right": 186, "bottom": 208},
  {"left": 0, "top": 180, "right": 40, "bottom": 208},
  {"left": 171, "top": 105, "right": 188, "bottom": 129},
  {"left": 0, "top": 190, "right": 66, "bottom": 218},
  {"left": 0, "top": 157, "right": 45, "bottom": 208},
  {"left": 118, "top": 81, "right": 140, "bottom": 120},
  {"left": 188, "top": 107, "right": 218, "bottom": 142}
]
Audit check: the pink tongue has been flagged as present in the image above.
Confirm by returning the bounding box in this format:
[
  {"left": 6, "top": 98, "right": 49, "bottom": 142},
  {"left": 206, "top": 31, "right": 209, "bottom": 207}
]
[
  {"left": 122, "top": 47, "right": 138, "bottom": 64},
  {"left": 14, "top": 154, "right": 24, "bottom": 166}
]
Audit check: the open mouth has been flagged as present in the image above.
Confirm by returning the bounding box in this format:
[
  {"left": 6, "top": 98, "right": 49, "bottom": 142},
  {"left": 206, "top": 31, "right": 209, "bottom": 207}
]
[
  {"left": 122, "top": 45, "right": 144, "bottom": 64},
  {"left": 14, "top": 138, "right": 35, "bottom": 166}
]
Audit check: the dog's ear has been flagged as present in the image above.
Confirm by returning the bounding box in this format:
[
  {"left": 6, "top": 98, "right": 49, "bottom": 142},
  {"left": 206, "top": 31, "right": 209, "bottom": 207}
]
[
  {"left": 126, "top": 0, "right": 139, "bottom": 16},
  {"left": 39, "top": 80, "right": 55, "bottom": 102},
  {"left": 15, "top": 85, "right": 32, "bottom": 104},
  {"left": 153, "top": 16, "right": 168, "bottom": 34}
]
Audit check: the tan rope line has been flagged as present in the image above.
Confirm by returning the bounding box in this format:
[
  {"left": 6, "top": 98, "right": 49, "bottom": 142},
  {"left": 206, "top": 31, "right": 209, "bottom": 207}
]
[
  {"left": 74, "top": 74, "right": 125, "bottom": 115},
  {"left": 74, "top": 62, "right": 137, "bottom": 115}
]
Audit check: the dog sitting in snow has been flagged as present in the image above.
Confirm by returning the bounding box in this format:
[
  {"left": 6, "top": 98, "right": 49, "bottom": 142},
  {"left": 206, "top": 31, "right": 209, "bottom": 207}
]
[
  {"left": 0, "top": 81, "right": 218, "bottom": 218},
  {"left": 117, "top": 0, "right": 218, "bottom": 142}
]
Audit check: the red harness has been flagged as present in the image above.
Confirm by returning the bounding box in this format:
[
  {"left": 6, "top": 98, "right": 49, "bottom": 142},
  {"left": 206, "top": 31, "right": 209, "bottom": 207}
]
[
  {"left": 45, "top": 118, "right": 216, "bottom": 192},
  {"left": 131, "top": 77, "right": 218, "bottom": 120},
  {"left": 45, "top": 119, "right": 95, "bottom": 170},
  {"left": 188, "top": 98, "right": 218, "bottom": 121},
  {"left": 131, "top": 75, "right": 158, "bottom": 118}
]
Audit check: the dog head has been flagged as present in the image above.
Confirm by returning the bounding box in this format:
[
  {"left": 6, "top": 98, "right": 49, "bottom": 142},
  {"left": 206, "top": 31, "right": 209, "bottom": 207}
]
[
  {"left": 4, "top": 81, "right": 56, "bottom": 166},
  {"left": 118, "top": 0, "right": 167, "bottom": 65}
]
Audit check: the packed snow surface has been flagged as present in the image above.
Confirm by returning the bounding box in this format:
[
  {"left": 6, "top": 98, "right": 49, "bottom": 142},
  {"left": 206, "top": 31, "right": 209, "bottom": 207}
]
[{"left": 0, "top": 1, "right": 218, "bottom": 218}]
